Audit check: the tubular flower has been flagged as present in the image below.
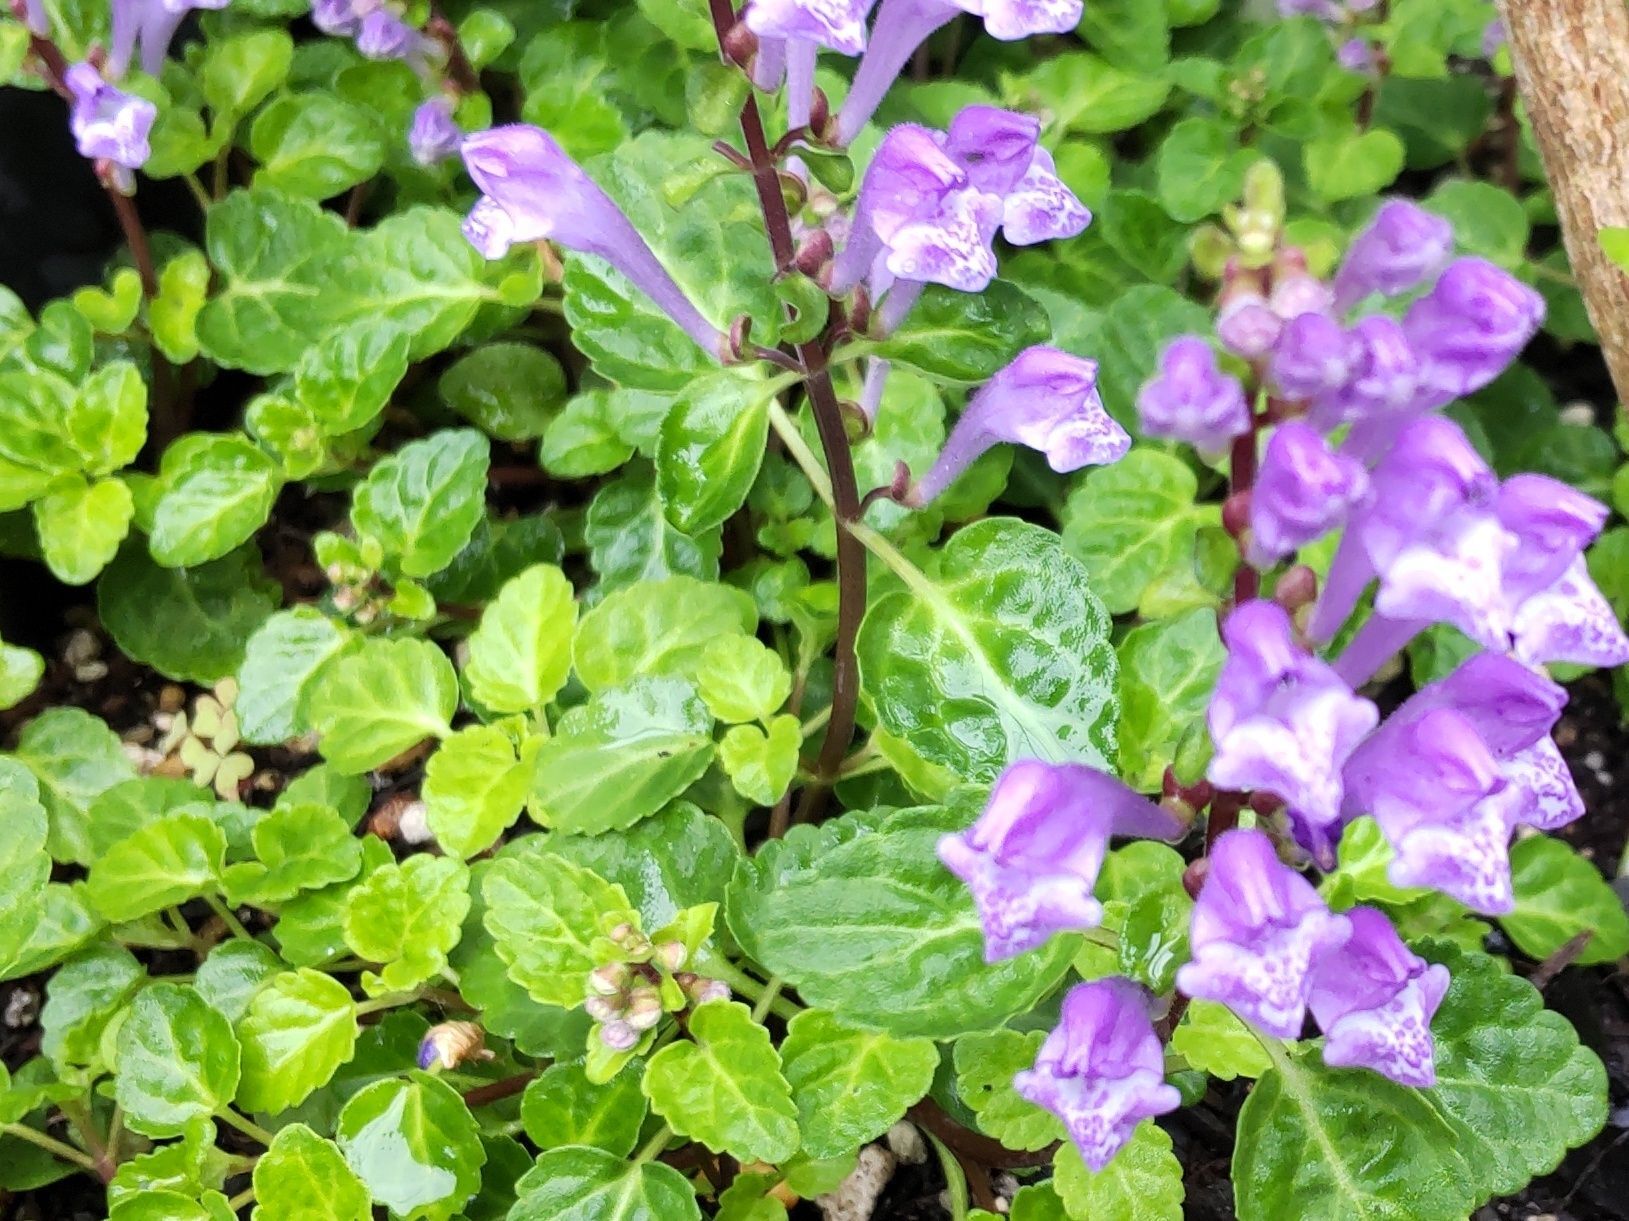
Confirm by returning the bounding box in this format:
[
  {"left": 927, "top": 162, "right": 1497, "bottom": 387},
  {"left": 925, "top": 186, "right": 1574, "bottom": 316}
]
[
  {"left": 743, "top": 0, "right": 875, "bottom": 55},
  {"left": 408, "top": 97, "right": 462, "bottom": 166},
  {"left": 110, "top": 0, "right": 231, "bottom": 79},
  {"left": 1176, "top": 829, "right": 1352, "bottom": 1039},
  {"left": 1403, "top": 256, "right": 1545, "bottom": 401},
  {"left": 1330, "top": 199, "right": 1455, "bottom": 313},
  {"left": 941, "top": 106, "right": 1090, "bottom": 245},
  {"left": 1136, "top": 336, "right": 1252, "bottom": 456},
  {"left": 1247, "top": 421, "right": 1371, "bottom": 567},
  {"left": 913, "top": 346, "right": 1129, "bottom": 504},
  {"left": 938, "top": 760, "right": 1183, "bottom": 961},
  {"left": 1306, "top": 906, "right": 1450, "bottom": 1086},
  {"left": 1013, "top": 979, "right": 1182, "bottom": 1172},
  {"left": 460, "top": 125, "right": 727, "bottom": 360},
  {"left": 1308, "top": 315, "right": 1424, "bottom": 437},
  {"left": 65, "top": 63, "right": 157, "bottom": 193},
  {"left": 1269, "top": 312, "right": 1357, "bottom": 403}
]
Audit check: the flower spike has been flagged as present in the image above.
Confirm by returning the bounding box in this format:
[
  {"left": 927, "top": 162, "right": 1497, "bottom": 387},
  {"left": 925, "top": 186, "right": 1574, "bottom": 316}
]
[
  {"left": 65, "top": 63, "right": 157, "bottom": 193},
  {"left": 1136, "top": 336, "right": 1251, "bottom": 456}
]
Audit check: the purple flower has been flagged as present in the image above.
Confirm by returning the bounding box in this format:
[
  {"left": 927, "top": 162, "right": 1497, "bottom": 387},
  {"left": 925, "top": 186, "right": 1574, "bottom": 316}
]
[
  {"left": 1407, "top": 651, "right": 1568, "bottom": 757},
  {"left": 110, "top": 0, "right": 231, "bottom": 77},
  {"left": 64, "top": 63, "right": 156, "bottom": 192},
  {"left": 1207, "top": 602, "right": 1378, "bottom": 860},
  {"left": 1269, "top": 312, "right": 1357, "bottom": 402},
  {"left": 1218, "top": 294, "right": 1283, "bottom": 362},
  {"left": 1337, "top": 38, "right": 1375, "bottom": 72},
  {"left": 1483, "top": 17, "right": 1507, "bottom": 58},
  {"left": 1512, "top": 558, "right": 1629, "bottom": 669},
  {"left": 1013, "top": 979, "right": 1181, "bottom": 1172},
  {"left": 1503, "top": 735, "right": 1586, "bottom": 830},
  {"left": 19, "top": 0, "right": 48, "bottom": 35},
  {"left": 1277, "top": 0, "right": 1340, "bottom": 15},
  {"left": 356, "top": 7, "right": 431, "bottom": 63},
  {"left": 1136, "top": 336, "right": 1251, "bottom": 454},
  {"left": 743, "top": 0, "right": 876, "bottom": 54},
  {"left": 1306, "top": 906, "right": 1449, "bottom": 1086},
  {"left": 836, "top": 0, "right": 1082, "bottom": 145},
  {"left": 1309, "top": 315, "right": 1424, "bottom": 436},
  {"left": 461, "top": 125, "right": 726, "bottom": 359},
  {"left": 408, "top": 98, "right": 461, "bottom": 166},
  {"left": 830, "top": 124, "right": 1001, "bottom": 295},
  {"left": 1496, "top": 474, "right": 1609, "bottom": 605},
  {"left": 311, "top": 0, "right": 365, "bottom": 35},
  {"left": 1403, "top": 257, "right": 1546, "bottom": 401},
  {"left": 1247, "top": 422, "right": 1371, "bottom": 566},
  {"left": 1331, "top": 199, "right": 1455, "bottom": 313},
  {"left": 941, "top": 106, "right": 1091, "bottom": 245},
  {"left": 937, "top": 760, "right": 1182, "bottom": 961},
  {"left": 1271, "top": 273, "right": 1335, "bottom": 321},
  {"left": 913, "top": 347, "right": 1129, "bottom": 503},
  {"left": 1176, "top": 829, "right": 1352, "bottom": 1039}
]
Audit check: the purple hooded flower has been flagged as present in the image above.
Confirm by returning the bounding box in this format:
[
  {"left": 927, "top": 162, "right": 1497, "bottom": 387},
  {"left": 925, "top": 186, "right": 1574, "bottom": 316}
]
[
  {"left": 1496, "top": 474, "right": 1609, "bottom": 605},
  {"left": 408, "top": 97, "right": 461, "bottom": 166},
  {"left": 913, "top": 347, "right": 1129, "bottom": 503},
  {"left": 744, "top": 0, "right": 875, "bottom": 54},
  {"left": 1403, "top": 257, "right": 1546, "bottom": 401},
  {"left": 1247, "top": 422, "right": 1371, "bottom": 566},
  {"left": 1136, "top": 337, "right": 1252, "bottom": 454},
  {"left": 356, "top": 7, "right": 432, "bottom": 63},
  {"left": 461, "top": 125, "right": 726, "bottom": 359},
  {"left": 110, "top": 0, "right": 231, "bottom": 78},
  {"left": 1512, "top": 558, "right": 1629, "bottom": 669},
  {"left": 1176, "top": 829, "right": 1352, "bottom": 1039},
  {"left": 941, "top": 106, "right": 1090, "bottom": 245},
  {"left": 1309, "top": 315, "right": 1425, "bottom": 436},
  {"left": 830, "top": 124, "right": 1001, "bottom": 295},
  {"left": 1330, "top": 199, "right": 1455, "bottom": 313},
  {"left": 1207, "top": 602, "right": 1379, "bottom": 860},
  {"left": 19, "top": 0, "right": 48, "bottom": 35},
  {"left": 311, "top": 0, "right": 365, "bottom": 35},
  {"left": 937, "top": 760, "right": 1182, "bottom": 961},
  {"left": 836, "top": 0, "right": 1082, "bottom": 145},
  {"left": 1013, "top": 979, "right": 1181, "bottom": 1172},
  {"left": 1270, "top": 312, "right": 1357, "bottom": 402},
  {"left": 65, "top": 63, "right": 156, "bottom": 192},
  {"left": 1338, "top": 38, "right": 1375, "bottom": 72},
  {"left": 1483, "top": 18, "right": 1507, "bottom": 58},
  {"left": 1306, "top": 906, "right": 1449, "bottom": 1086},
  {"left": 1218, "top": 294, "right": 1283, "bottom": 362}
]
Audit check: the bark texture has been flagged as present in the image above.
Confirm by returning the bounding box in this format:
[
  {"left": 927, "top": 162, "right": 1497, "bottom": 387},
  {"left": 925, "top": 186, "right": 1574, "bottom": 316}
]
[{"left": 1498, "top": 0, "right": 1629, "bottom": 407}]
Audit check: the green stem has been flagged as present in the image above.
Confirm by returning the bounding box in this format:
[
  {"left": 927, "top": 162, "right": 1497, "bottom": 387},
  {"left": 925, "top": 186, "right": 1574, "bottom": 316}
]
[
  {"left": 750, "top": 976, "right": 784, "bottom": 1024},
  {"left": 1, "top": 1124, "right": 101, "bottom": 1174},
  {"left": 355, "top": 990, "right": 423, "bottom": 1016},
  {"left": 55, "top": 1099, "right": 115, "bottom": 1183},
  {"left": 767, "top": 400, "right": 834, "bottom": 508},
  {"left": 925, "top": 1131, "right": 970, "bottom": 1221},
  {"left": 204, "top": 895, "right": 252, "bottom": 942},
  {"left": 216, "top": 1108, "right": 277, "bottom": 1147},
  {"left": 697, "top": 955, "right": 803, "bottom": 1022},
  {"left": 226, "top": 1186, "right": 256, "bottom": 1212},
  {"left": 632, "top": 1123, "right": 674, "bottom": 1165},
  {"left": 799, "top": 705, "right": 833, "bottom": 740}
]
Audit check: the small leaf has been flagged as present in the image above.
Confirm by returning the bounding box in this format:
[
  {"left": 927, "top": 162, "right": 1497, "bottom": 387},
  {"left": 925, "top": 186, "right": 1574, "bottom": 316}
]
[
  {"left": 41, "top": 944, "right": 146, "bottom": 1070},
  {"left": 150, "top": 433, "right": 282, "bottom": 568},
  {"left": 0, "top": 773, "right": 50, "bottom": 976},
  {"left": 235, "top": 608, "right": 354, "bottom": 746},
  {"left": 438, "top": 343, "right": 567, "bottom": 442},
  {"left": 252, "top": 1123, "right": 371, "bottom": 1221},
  {"left": 115, "top": 984, "right": 241, "bottom": 1138},
  {"left": 13, "top": 707, "right": 136, "bottom": 864},
  {"left": 1304, "top": 128, "right": 1406, "bottom": 204},
  {"left": 520, "top": 1063, "right": 647, "bottom": 1156},
  {"left": 221, "top": 803, "right": 364, "bottom": 908},
  {"left": 782, "top": 1009, "right": 938, "bottom": 1160},
  {"left": 1169, "top": 1000, "right": 1269, "bottom": 1081},
  {"left": 292, "top": 322, "right": 411, "bottom": 436},
  {"left": 86, "top": 813, "right": 227, "bottom": 923},
  {"left": 657, "top": 369, "right": 772, "bottom": 533},
  {"left": 351, "top": 429, "right": 491, "bottom": 579},
  {"left": 1500, "top": 835, "right": 1629, "bottom": 965},
  {"left": 462, "top": 564, "right": 577, "bottom": 715},
  {"left": 202, "top": 29, "right": 294, "bottom": 121},
  {"left": 509, "top": 1147, "right": 701, "bottom": 1221},
  {"left": 305, "top": 638, "right": 458, "bottom": 773},
  {"left": 696, "top": 635, "right": 792, "bottom": 724},
  {"left": 719, "top": 715, "right": 801, "bottom": 806},
  {"left": 341, "top": 854, "right": 470, "bottom": 995},
  {"left": 336, "top": 1072, "right": 486, "bottom": 1221},
  {"left": 235, "top": 969, "right": 358, "bottom": 1114},
  {"left": 644, "top": 1000, "right": 799, "bottom": 1163},
  {"left": 423, "top": 724, "right": 534, "bottom": 860},
  {"left": 250, "top": 92, "right": 387, "bottom": 199},
  {"left": 1053, "top": 1123, "right": 1184, "bottom": 1221},
  {"left": 572, "top": 574, "right": 756, "bottom": 691},
  {"left": 33, "top": 474, "right": 133, "bottom": 585},
  {"left": 954, "top": 1029, "right": 1062, "bottom": 1151},
  {"left": 585, "top": 467, "right": 722, "bottom": 592},
  {"left": 875, "top": 282, "right": 1051, "bottom": 384},
  {"left": 1117, "top": 608, "right": 1224, "bottom": 790},
  {"left": 194, "top": 939, "right": 284, "bottom": 1024}
]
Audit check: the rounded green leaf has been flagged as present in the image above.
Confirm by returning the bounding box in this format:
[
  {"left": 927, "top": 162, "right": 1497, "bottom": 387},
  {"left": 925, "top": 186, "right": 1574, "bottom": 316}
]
[
  {"left": 782, "top": 1009, "right": 938, "bottom": 1160},
  {"left": 857, "top": 518, "right": 1118, "bottom": 783},
  {"left": 235, "top": 608, "right": 354, "bottom": 746},
  {"left": 1500, "top": 835, "right": 1629, "bottom": 965},
  {"left": 250, "top": 92, "right": 387, "bottom": 199},
  {"left": 521, "top": 1063, "right": 647, "bottom": 1156},
  {"left": 305, "top": 637, "right": 458, "bottom": 773},
  {"left": 875, "top": 282, "right": 1051, "bottom": 384},
  {"left": 0, "top": 775, "right": 50, "bottom": 976},
  {"left": 718, "top": 715, "right": 801, "bottom": 806},
  {"left": 115, "top": 984, "right": 241, "bottom": 1138},
  {"left": 235, "top": 969, "right": 358, "bottom": 1114},
  {"left": 33, "top": 474, "right": 133, "bottom": 585},
  {"left": 657, "top": 369, "right": 772, "bottom": 534},
  {"left": 252, "top": 1123, "right": 371, "bottom": 1221},
  {"left": 1155, "top": 116, "right": 1258, "bottom": 223},
  {"left": 510, "top": 1146, "right": 701, "bottom": 1221},
  {"left": 351, "top": 429, "right": 490, "bottom": 579},
  {"left": 1169, "top": 999, "right": 1269, "bottom": 1081},
  {"left": 341, "top": 854, "right": 470, "bottom": 995},
  {"left": 149, "top": 433, "right": 282, "bottom": 568},
  {"left": 1116, "top": 608, "right": 1225, "bottom": 791},
  {"left": 292, "top": 322, "right": 411, "bottom": 436},
  {"left": 201, "top": 29, "right": 293, "bottom": 121},
  {"left": 13, "top": 707, "right": 136, "bottom": 864},
  {"left": 953, "top": 1030, "right": 1063, "bottom": 1152},
  {"left": 1304, "top": 128, "right": 1406, "bottom": 204},
  {"left": 585, "top": 468, "right": 722, "bottom": 593},
  {"left": 86, "top": 813, "right": 227, "bottom": 924},
  {"left": 423, "top": 724, "right": 534, "bottom": 860},
  {"left": 41, "top": 944, "right": 146, "bottom": 1070},
  {"left": 221, "top": 802, "right": 364, "bottom": 908},
  {"left": 336, "top": 1072, "right": 486, "bottom": 1221},
  {"left": 439, "top": 343, "right": 567, "bottom": 441},
  {"left": 1053, "top": 1123, "right": 1184, "bottom": 1221},
  {"left": 194, "top": 939, "right": 284, "bottom": 1024},
  {"left": 463, "top": 564, "right": 577, "bottom": 715},
  {"left": 572, "top": 575, "right": 756, "bottom": 692},
  {"left": 644, "top": 1000, "right": 799, "bottom": 1163},
  {"left": 696, "top": 635, "right": 791, "bottom": 724}
]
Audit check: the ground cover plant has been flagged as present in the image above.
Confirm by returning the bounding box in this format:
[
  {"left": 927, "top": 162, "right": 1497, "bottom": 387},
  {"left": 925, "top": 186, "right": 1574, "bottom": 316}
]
[{"left": 0, "top": 0, "right": 1628, "bottom": 1217}]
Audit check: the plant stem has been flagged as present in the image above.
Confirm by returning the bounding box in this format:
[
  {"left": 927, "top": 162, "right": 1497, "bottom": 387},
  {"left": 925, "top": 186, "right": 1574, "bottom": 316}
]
[
  {"left": 1, "top": 1124, "right": 103, "bottom": 1175},
  {"left": 354, "top": 990, "right": 423, "bottom": 1016},
  {"left": 633, "top": 1123, "right": 674, "bottom": 1165},
  {"left": 462, "top": 1071, "right": 538, "bottom": 1109},
  {"left": 216, "top": 1108, "right": 277, "bottom": 1147},
  {"left": 55, "top": 1099, "right": 116, "bottom": 1183},
  {"left": 924, "top": 1130, "right": 973, "bottom": 1220},
  {"left": 1229, "top": 423, "right": 1260, "bottom": 605},
  {"left": 698, "top": 955, "right": 803, "bottom": 1022},
  {"left": 204, "top": 895, "right": 253, "bottom": 942},
  {"left": 749, "top": 976, "right": 784, "bottom": 1023},
  {"left": 226, "top": 1186, "right": 256, "bottom": 1212}
]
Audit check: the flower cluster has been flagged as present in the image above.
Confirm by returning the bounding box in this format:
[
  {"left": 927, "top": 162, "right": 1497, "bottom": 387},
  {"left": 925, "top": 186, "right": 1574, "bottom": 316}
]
[{"left": 312, "top": 0, "right": 435, "bottom": 70}]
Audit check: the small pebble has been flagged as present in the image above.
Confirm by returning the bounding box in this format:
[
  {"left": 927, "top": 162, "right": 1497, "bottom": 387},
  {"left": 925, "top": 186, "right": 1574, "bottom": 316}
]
[
  {"left": 885, "top": 1119, "right": 927, "bottom": 1165},
  {"left": 396, "top": 799, "right": 433, "bottom": 845},
  {"left": 4, "top": 986, "right": 38, "bottom": 1028},
  {"left": 1583, "top": 750, "right": 1605, "bottom": 771},
  {"left": 818, "top": 1145, "right": 897, "bottom": 1221}
]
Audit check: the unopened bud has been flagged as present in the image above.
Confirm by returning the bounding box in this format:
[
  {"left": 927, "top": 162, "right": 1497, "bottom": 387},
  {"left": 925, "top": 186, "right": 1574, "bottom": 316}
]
[
  {"left": 722, "top": 20, "right": 757, "bottom": 69},
  {"left": 1182, "top": 857, "right": 1210, "bottom": 900},
  {"left": 588, "top": 963, "right": 628, "bottom": 996},
  {"left": 625, "top": 991, "right": 664, "bottom": 1032},
  {"left": 417, "top": 1021, "right": 493, "bottom": 1071},
  {"left": 1221, "top": 490, "right": 1252, "bottom": 540},
  {"left": 1274, "top": 564, "right": 1319, "bottom": 612},
  {"left": 600, "top": 1019, "right": 639, "bottom": 1051},
  {"left": 1250, "top": 790, "right": 1285, "bottom": 817},
  {"left": 654, "top": 941, "right": 688, "bottom": 974},
  {"left": 727, "top": 314, "right": 754, "bottom": 362},
  {"left": 807, "top": 87, "right": 831, "bottom": 140},
  {"left": 584, "top": 995, "right": 621, "bottom": 1022},
  {"left": 793, "top": 229, "right": 834, "bottom": 279},
  {"left": 686, "top": 977, "right": 730, "bottom": 1006}
]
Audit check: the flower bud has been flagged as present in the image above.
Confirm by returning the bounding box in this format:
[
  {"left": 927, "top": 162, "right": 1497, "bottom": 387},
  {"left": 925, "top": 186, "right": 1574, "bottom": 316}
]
[
  {"left": 722, "top": 19, "right": 758, "bottom": 68},
  {"left": 584, "top": 996, "right": 621, "bottom": 1022},
  {"left": 417, "top": 1021, "right": 492, "bottom": 1072},
  {"left": 588, "top": 963, "right": 628, "bottom": 996},
  {"left": 653, "top": 941, "right": 688, "bottom": 974},
  {"left": 600, "top": 1020, "right": 639, "bottom": 1051},
  {"left": 625, "top": 990, "right": 664, "bottom": 1032}
]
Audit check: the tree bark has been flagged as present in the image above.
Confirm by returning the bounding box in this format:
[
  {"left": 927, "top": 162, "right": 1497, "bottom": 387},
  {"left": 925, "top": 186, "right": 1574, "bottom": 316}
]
[{"left": 1497, "top": 0, "right": 1629, "bottom": 408}]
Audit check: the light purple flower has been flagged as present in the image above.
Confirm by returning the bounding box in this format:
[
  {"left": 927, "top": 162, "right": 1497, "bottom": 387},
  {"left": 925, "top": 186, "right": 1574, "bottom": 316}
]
[
  {"left": 744, "top": 0, "right": 875, "bottom": 54},
  {"left": 461, "top": 125, "right": 726, "bottom": 359},
  {"left": 311, "top": 0, "right": 365, "bottom": 36},
  {"left": 1496, "top": 474, "right": 1609, "bottom": 605},
  {"left": 1013, "top": 979, "right": 1181, "bottom": 1172},
  {"left": 1271, "top": 273, "right": 1335, "bottom": 321},
  {"left": 830, "top": 124, "right": 1000, "bottom": 295},
  {"left": 108, "top": 0, "right": 231, "bottom": 77},
  {"left": 1406, "top": 651, "right": 1568, "bottom": 757},
  {"left": 1277, "top": 0, "right": 1340, "bottom": 15},
  {"left": 356, "top": 7, "right": 431, "bottom": 63},
  {"left": 836, "top": 0, "right": 1082, "bottom": 145},
  {"left": 1338, "top": 38, "right": 1375, "bottom": 72},
  {"left": 19, "top": 0, "right": 48, "bottom": 35},
  {"left": 1176, "top": 829, "right": 1352, "bottom": 1039},
  {"left": 1270, "top": 312, "right": 1357, "bottom": 402},
  {"left": 1330, "top": 199, "right": 1455, "bottom": 313},
  {"left": 409, "top": 97, "right": 461, "bottom": 166},
  {"left": 914, "top": 347, "right": 1129, "bottom": 503},
  {"left": 937, "top": 759, "right": 1182, "bottom": 961},
  {"left": 1403, "top": 256, "right": 1546, "bottom": 401},
  {"left": 1247, "top": 422, "right": 1371, "bottom": 566},
  {"left": 942, "top": 107, "right": 1091, "bottom": 245},
  {"left": 1207, "top": 602, "right": 1378, "bottom": 861},
  {"left": 1483, "top": 17, "right": 1507, "bottom": 59},
  {"left": 1306, "top": 906, "right": 1449, "bottom": 1086},
  {"left": 1309, "top": 315, "right": 1424, "bottom": 436},
  {"left": 1218, "top": 294, "right": 1283, "bottom": 362},
  {"left": 1136, "top": 336, "right": 1251, "bottom": 454},
  {"left": 1512, "top": 558, "right": 1629, "bottom": 669},
  {"left": 65, "top": 63, "right": 156, "bottom": 192}
]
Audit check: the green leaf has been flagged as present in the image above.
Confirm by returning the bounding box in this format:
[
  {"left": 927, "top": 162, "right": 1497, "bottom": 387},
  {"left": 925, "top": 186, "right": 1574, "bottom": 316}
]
[
  {"left": 482, "top": 853, "right": 641, "bottom": 1008},
  {"left": 1062, "top": 450, "right": 1218, "bottom": 615},
  {"left": 222, "top": 803, "right": 364, "bottom": 907},
  {"left": 1002, "top": 52, "right": 1170, "bottom": 136},
  {"left": 657, "top": 369, "right": 772, "bottom": 533},
  {"left": 202, "top": 29, "right": 294, "bottom": 122},
  {"left": 0, "top": 638, "right": 43, "bottom": 710},
  {"left": 1232, "top": 1044, "right": 1474, "bottom": 1221},
  {"left": 98, "top": 544, "right": 280, "bottom": 684},
  {"left": 150, "top": 433, "right": 282, "bottom": 567},
  {"left": 1116, "top": 609, "right": 1224, "bottom": 791},
  {"left": 520, "top": 1063, "right": 647, "bottom": 1156},
  {"left": 541, "top": 390, "right": 636, "bottom": 478},
  {"left": 194, "top": 939, "right": 284, "bottom": 1024},
  {"left": 857, "top": 518, "right": 1118, "bottom": 783},
  {"left": 0, "top": 368, "right": 79, "bottom": 484},
  {"left": 12, "top": 707, "right": 136, "bottom": 864},
  {"left": 696, "top": 635, "right": 791, "bottom": 724},
  {"left": 251, "top": 92, "right": 386, "bottom": 199},
  {"left": 954, "top": 1030, "right": 1062, "bottom": 1151},
  {"left": 530, "top": 677, "right": 716, "bottom": 835},
  {"left": 1500, "top": 835, "right": 1629, "bottom": 965},
  {"left": 1169, "top": 1000, "right": 1269, "bottom": 1081},
  {"left": 510, "top": 1147, "right": 701, "bottom": 1221},
  {"left": 306, "top": 637, "right": 458, "bottom": 773},
  {"left": 33, "top": 475, "right": 133, "bottom": 584},
  {"left": 1099, "top": 190, "right": 1188, "bottom": 284},
  {"left": 342, "top": 854, "right": 470, "bottom": 995},
  {"left": 352, "top": 429, "right": 491, "bottom": 579},
  {"left": 337, "top": 1072, "right": 486, "bottom": 1221},
  {"left": 439, "top": 343, "right": 567, "bottom": 442},
  {"left": 86, "top": 813, "right": 227, "bottom": 923},
  {"left": 1156, "top": 116, "right": 1256, "bottom": 223},
  {"left": 424, "top": 724, "right": 534, "bottom": 860},
  {"left": 115, "top": 984, "right": 241, "bottom": 1138},
  {"left": 236, "top": 969, "right": 358, "bottom": 1115},
  {"left": 782, "top": 1009, "right": 937, "bottom": 1160},
  {"left": 2, "top": 883, "right": 103, "bottom": 983},
  {"left": 727, "top": 806, "right": 1075, "bottom": 1037},
  {"left": 585, "top": 467, "right": 723, "bottom": 592},
  {"left": 235, "top": 608, "right": 354, "bottom": 746},
  {"left": 41, "top": 944, "right": 146, "bottom": 1070},
  {"left": 292, "top": 322, "right": 411, "bottom": 436},
  {"left": 719, "top": 715, "right": 801, "bottom": 806},
  {"left": 463, "top": 564, "right": 577, "bottom": 715},
  {"left": 573, "top": 575, "right": 756, "bottom": 691},
  {"left": 875, "top": 282, "right": 1051, "bottom": 384},
  {"left": 644, "top": 1000, "right": 799, "bottom": 1163},
  {"left": 1053, "top": 1124, "right": 1184, "bottom": 1221},
  {"left": 1417, "top": 945, "right": 1607, "bottom": 1203},
  {"left": 70, "top": 360, "right": 149, "bottom": 475},
  {"left": 252, "top": 1124, "right": 371, "bottom": 1221},
  {"left": 0, "top": 770, "right": 50, "bottom": 975},
  {"left": 1423, "top": 180, "right": 1529, "bottom": 269},
  {"left": 1305, "top": 128, "right": 1406, "bottom": 204}
]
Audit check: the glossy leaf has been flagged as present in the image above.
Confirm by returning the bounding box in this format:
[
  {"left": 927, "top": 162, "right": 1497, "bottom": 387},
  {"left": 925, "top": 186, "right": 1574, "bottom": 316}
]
[
  {"left": 954, "top": 1029, "right": 1063, "bottom": 1151},
  {"left": 336, "top": 1072, "right": 486, "bottom": 1221},
  {"left": 718, "top": 715, "right": 801, "bottom": 806},
  {"left": 194, "top": 939, "right": 284, "bottom": 1024},
  {"left": 150, "top": 433, "right": 282, "bottom": 568},
  {"left": 439, "top": 343, "right": 567, "bottom": 442},
  {"left": 86, "top": 813, "right": 227, "bottom": 923},
  {"left": 235, "top": 608, "right": 354, "bottom": 746},
  {"left": 782, "top": 1009, "right": 938, "bottom": 1160},
  {"left": 876, "top": 282, "right": 1051, "bottom": 384},
  {"left": 235, "top": 969, "right": 358, "bottom": 1114},
  {"left": 351, "top": 429, "right": 491, "bottom": 579},
  {"left": 585, "top": 467, "right": 722, "bottom": 592},
  {"left": 520, "top": 1063, "right": 647, "bottom": 1156},
  {"left": 33, "top": 474, "right": 133, "bottom": 585},
  {"left": 696, "top": 635, "right": 791, "bottom": 724},
  {"left": 1501, "top": 835, "right": 1629, "bottom": 965},
  {"left": 572, "top": 574, "right": 756, "bottom": 691},
  {"left": 509, "top": 1147, "right": 701, "bottom": 1221},
  {"left": 462, "top": 564, "right": 577, "bottom": 715},
  {"left": 115, "top": 984, "right": 241, "bottom": 1138},
  {"left": 250, "top": 92, "right": 387, "bottom": 199},
  {"left": 0, "top": 773, "right": 50, "bottom": 976},
  {"left": 423, "top": 724, "right": 534, "bottom": 860},
  {"left": 221, "top": 803, "right": 363, "bottom": 908},
  {"left": 342, "top": 854, "right": 470, "bottom": 995},
  {"left": 1170, "top": 1000, "right": 1269, "bottom": 1081},
  {"left": 252, "top": 1123, "right": 371, "bottom": 1221},
  {"left": 1117, "top": 608, "right": 1225, "bottom": 790},
  {"left": 292, "top": 322, "right": 411, "bottom": 437},
  {"left": 657, "top": 369, "right": 772, "bottom": 533},
  {"left": 305, "top": 638, "right": 458, "bottom": 773},
  {"left": 1053, "top": 1123, "right": 1184, "bottom": 1221}
]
